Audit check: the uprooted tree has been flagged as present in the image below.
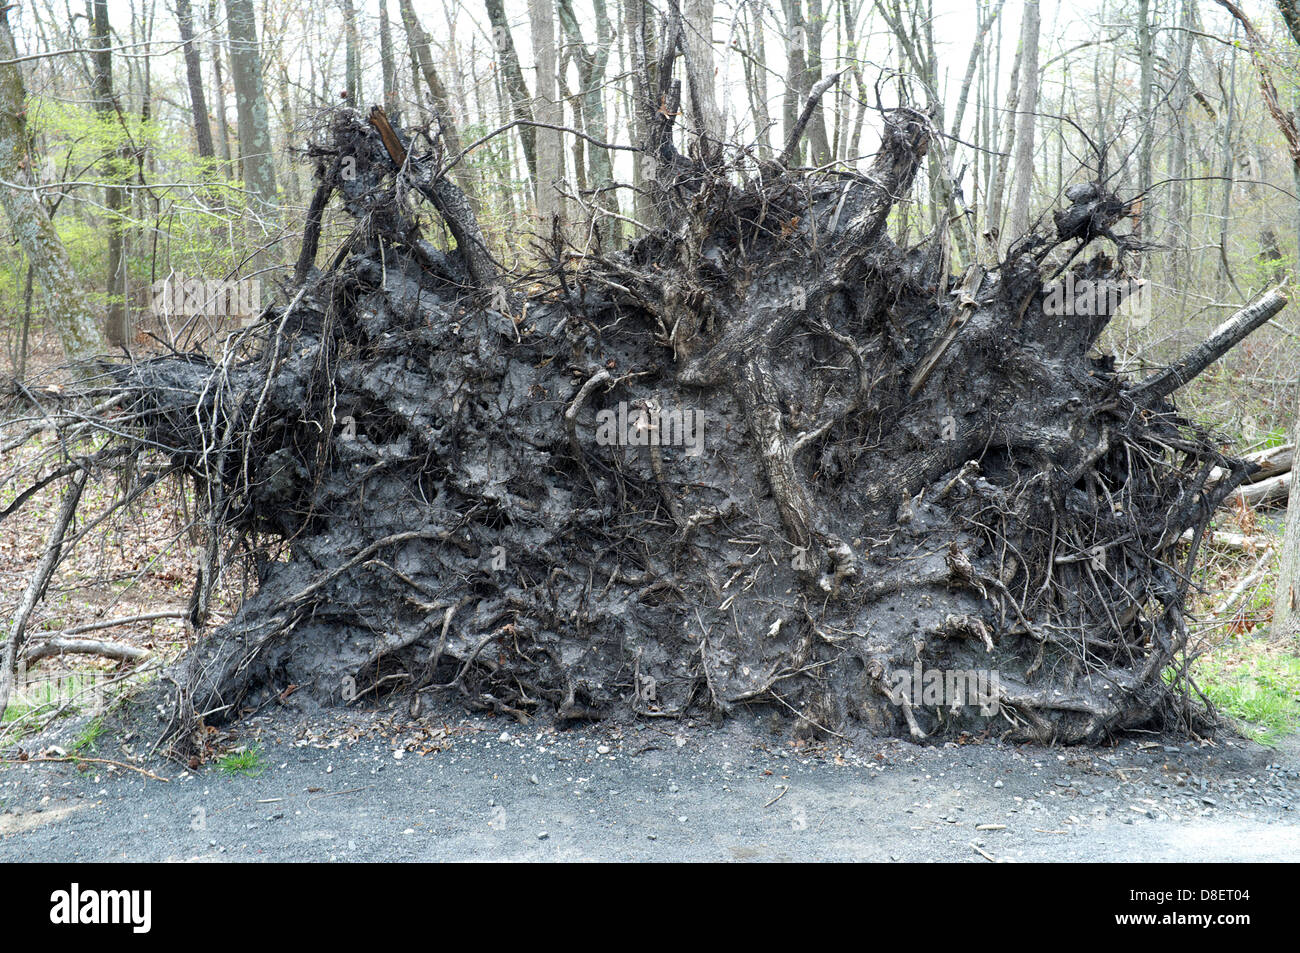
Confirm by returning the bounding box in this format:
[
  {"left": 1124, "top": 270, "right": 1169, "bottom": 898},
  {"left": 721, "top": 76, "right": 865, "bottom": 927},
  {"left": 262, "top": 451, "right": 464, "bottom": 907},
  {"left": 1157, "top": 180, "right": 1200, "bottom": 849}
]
[{"left": 2, "top": 54, "right": 1289, "bottom": 750}]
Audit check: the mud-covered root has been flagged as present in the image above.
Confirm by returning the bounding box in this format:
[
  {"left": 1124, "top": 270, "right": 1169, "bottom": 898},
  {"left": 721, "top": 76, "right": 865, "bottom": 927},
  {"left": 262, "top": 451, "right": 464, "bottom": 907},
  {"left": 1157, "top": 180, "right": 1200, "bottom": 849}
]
[{"left": 3, "top": 102, "right": 1283, "bottom": 749}]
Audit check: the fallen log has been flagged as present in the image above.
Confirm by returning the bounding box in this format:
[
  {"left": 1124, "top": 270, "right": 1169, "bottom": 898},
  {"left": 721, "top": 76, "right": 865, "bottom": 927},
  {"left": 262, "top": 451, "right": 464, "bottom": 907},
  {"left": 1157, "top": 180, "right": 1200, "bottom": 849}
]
[
  {"left": 1209, "top": 442, "right": 1293, "bottom": 489},
  {"left": 1211, "top": 549, "right": 1276, "bottom": 621},
  {"left": 1178, "top": 530, "right": 1275, "bottom": 552},
  {"left": 1227, "top": 471, "right": 1292, "bottom": 508},
  {"left": 1243, "top": 443, "right": 1293, "bottom": 483},
  {"left": 21, "top": 637, "right": 151, "bottom": 664},
  {"left": 1133, "top": 289, "right": 1289, "bottom": 400}
]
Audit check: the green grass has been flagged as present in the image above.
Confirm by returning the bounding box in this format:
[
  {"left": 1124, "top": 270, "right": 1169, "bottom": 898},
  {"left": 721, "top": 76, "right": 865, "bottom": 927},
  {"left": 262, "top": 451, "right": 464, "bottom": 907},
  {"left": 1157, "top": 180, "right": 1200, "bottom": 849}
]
[
  {"left": 216, "top": 745, "right": 265, "bottom": 777},
  {"left": 70, "top": 717, "right": 107, "bottom": 754},
  {"left": 70, "top": 716, "right": 105, "bottom": 754},
  {"left": 1192, "top": 646, "right": 1300, "bottom": 746}
]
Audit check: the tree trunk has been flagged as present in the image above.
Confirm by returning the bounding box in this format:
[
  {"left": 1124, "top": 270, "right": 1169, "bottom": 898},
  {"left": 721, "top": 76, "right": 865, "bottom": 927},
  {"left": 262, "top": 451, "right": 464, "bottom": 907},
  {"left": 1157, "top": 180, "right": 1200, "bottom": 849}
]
[
  {"left": 1269, "top": 0, "right": 1300, "bottom": 643},
  {"left": 558, "top": 0, "right": 619, "bottom": 248},
  {"left": 984, "top": 39, "right": 1021, "bottom": 252},
  {"left": 743, "top": 0, "right": 773, "bottom": 158},
  {"left": 781, "top": 0, "right": 806, "bottom": 163},
  {"left": 682, "top": 0, "right": 723, "bottom": 150},
  {"left": 800, "top": 0, "right": 830, "bottom": 165},
  {"left": 397, "top": 0, "right": 480, "bottom": 212},
  {"left": 91, "top": 0, "right": 130, "bottom": 348},
  {"left": 1136, "top": 0, "right": 1153, "bottom": 246},
  {"left": 528, "top": 0, "right": 564, "bottom": 228},
  {"left": 225, "top": 0, "right": 281, "bottom": 272},
  {"left": 1007, "top": 0, "right": 1040, "bottom": 244},
  {"left": 623, "top": 0, "right": 656, "bottom": 225},
  {"left": 1278, "top": 163, "right": 1300, "bottom": 645},
  {"left": 1165, "top": 0, "right": 1193, "bottom": 275},
  {"left": 176, "top": 0, "right": 216, "bottom": 160},
  {"left": 379, "top": 0, "right": 399, "bottom": 118},
  {"left": 341, "top": 0, "right": 361, "bottom": 103},
  {"left": 485, "top": 0, "right": 537, "bottom": 182},
  {"left": 209, "top": 0, "right": 234, "bottom": 165},
  {"left": 0, "top": 8, "right": 107, "bottom": 363}
]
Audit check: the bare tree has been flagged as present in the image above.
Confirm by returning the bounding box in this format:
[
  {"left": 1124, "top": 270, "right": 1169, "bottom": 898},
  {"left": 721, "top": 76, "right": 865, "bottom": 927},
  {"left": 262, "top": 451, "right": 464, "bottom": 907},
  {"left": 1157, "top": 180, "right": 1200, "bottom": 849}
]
[
  {"left": 341, "top": 0, "right": 361, "bottom": 102},
  {"left": 1135, "top": 0, "right": 1153, "bottom": 246},
  {"left": 484, "top": 0, "right": 537, "bottom": 181},
  {"left": 558, "top": 0, "right": 620, "bottom": 247},
  {"left": 378, "top": 0, "right": 399, "bottom": 117},
  {"left": 984, "top": 30, "right": 1021, "bottom": 253},
  {"left": 397, "top": 0, "right": 479, "bottom": 210},
  {"left": 623, "top": 0, "right": 657, "bottom": 224},
  {"left": 209, "top": 0, "right": 234, "bottom": 165},
  {"left": 739, "top": 0, "right": 773, "bottom": 157}
]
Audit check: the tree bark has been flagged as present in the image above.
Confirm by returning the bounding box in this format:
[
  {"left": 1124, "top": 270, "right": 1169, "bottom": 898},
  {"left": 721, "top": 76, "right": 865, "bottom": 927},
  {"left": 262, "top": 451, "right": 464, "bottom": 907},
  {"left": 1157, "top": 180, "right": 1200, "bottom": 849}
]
[
  {"left": 225, "top": 0, "right": 281, "bottom": 271},
  {"left": 0, "top": 9, "right": 107, "bottom": 364},
  {"left": 681, "top": 0, "right": 723, "bottom": 149},
  {"left": 528, "top": 0, "right": 564, "bottom": 228},
  {"left": 1007, "top": 0, "right": 1040, "bottom": 244},
  {"left": 176, "top": 0, "right": 216, "bottom": 160},
  {"left": 91, "top": 0, "right": 129, "bottom": 348},
  {"left": 484, "top": 0, "right": 536, "bottom": 181},
  {"left": 800, "top": 0, "right": 830, "bottom": 164}
]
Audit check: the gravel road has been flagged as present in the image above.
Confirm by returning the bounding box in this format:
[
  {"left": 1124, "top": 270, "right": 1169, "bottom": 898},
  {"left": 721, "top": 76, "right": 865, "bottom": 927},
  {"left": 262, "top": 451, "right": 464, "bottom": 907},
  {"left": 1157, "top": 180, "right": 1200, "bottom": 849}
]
[{"left": 2, "top": 701, "right": 1296, "bottom": 862}]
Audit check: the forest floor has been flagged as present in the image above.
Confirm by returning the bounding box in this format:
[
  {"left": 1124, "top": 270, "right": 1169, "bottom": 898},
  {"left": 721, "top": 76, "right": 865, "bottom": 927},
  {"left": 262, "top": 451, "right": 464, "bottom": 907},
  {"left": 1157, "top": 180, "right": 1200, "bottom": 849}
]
[{"left": 0, "top": 699, "right": 1297, "bottom": 862}]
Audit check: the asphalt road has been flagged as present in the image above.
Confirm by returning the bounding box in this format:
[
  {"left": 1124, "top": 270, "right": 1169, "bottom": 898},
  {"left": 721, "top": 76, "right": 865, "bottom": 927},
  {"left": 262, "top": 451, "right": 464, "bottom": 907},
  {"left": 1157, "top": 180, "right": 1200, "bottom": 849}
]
[{"left": 1, "top": 703, "right": 1297, "bottom": 862}]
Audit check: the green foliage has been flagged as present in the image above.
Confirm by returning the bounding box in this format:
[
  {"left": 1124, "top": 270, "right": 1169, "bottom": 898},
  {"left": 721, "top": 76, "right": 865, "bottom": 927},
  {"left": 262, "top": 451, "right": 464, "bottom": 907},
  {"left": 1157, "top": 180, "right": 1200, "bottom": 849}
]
[
  {"left": 1193, "top": 646, "right": 1300, "bottom": 746},
  {"left": 70, "top": 715, "right": 106, "bottom": 754},
  {"left": 217, "top": 745, "right": 266, "bottom": 777},
  {"left": 3, "top": 93, "right": 257, "bottom": 339}
]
